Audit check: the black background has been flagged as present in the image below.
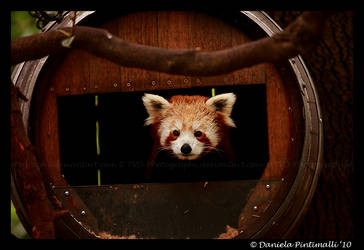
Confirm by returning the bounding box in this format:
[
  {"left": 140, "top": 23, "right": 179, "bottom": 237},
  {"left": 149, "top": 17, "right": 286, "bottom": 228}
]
[{"left": 58, "top": 85, "right": 268, "bottom": 185}]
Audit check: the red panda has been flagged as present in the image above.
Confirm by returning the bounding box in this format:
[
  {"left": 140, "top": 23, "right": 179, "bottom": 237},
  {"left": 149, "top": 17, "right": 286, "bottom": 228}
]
[{"left": 142, "top": 93, "right": 237, "bottom": 177}]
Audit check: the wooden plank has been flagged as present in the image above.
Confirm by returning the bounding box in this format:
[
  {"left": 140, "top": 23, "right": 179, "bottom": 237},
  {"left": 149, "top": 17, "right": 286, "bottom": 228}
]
[
  {"left": 231, "top": 25, "right": 266, "bottom": 85},
  {"left": 88, "top": 20, "right": 121, "bottom": 94},
  {"left": 53, "top": 49, "right": 90, "bottom": 96},
  {"left": 157, "top": 11, "right": 193, "bottom": 90},
  {"left": 117, "top": 11, "right": 159, "bottom": 92},
  {"left": 52, "top": 12, "right": 270, "bottom": 95},
  {"left": 263, "top": 63, "right": 292, "bottom": 179},
  {"left": 189, "top": 12, "right": 233, "bottom": 89},
  {"left": 38, "top": 90, "right": 66, "bottom": 185}
]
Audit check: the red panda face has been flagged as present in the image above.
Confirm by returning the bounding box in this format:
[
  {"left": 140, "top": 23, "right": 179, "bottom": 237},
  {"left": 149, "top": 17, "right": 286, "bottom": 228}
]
[{"left": 142, "top": 93, "right": 236, "bottom": 160}]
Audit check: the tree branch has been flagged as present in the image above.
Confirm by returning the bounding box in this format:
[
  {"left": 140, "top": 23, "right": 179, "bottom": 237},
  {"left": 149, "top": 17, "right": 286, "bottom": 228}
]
[{"left": 11, "top": 11, "right": 332, "bottom": 76}]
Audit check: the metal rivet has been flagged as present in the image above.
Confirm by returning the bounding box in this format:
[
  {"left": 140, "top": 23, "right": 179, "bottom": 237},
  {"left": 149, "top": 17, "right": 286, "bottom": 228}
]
[
  {"left": 65, "top": 87, "right": 70, "bottom": 92},
  {"left": 64, "top": 190, "right": 70, "bottom": 196},
  {"left": 81, "top": 210, "right": 86, "bottom": 216},
  {"left": 113, "top": 83, "right": 118, "bottom": 87},
  {"left": 183, "top": 78, "right": 189, "bottom": 83},
  {"left": 291, "top": 137, "right": 295, "bottom": 142},
  {"left": 265, "top": 184, "right": 271, "bottom": 190},
  {"left": 82, "top": 87, "right": 87, "bottom": 91},
  {"left": 281, "top": 177, "right": 285, "bottom": 182},
  {"left": 167, "top": 80, "right": 172, "bottom": 85},
  {"left": 151, "top": 80, "right": 156, "bottom": 86},
  {"left": 319, "top": 118, "right": 323, "bottom": 123},
  {"left": 106, "top": 32, "right": 112, "bottom": 40},
  {"left": 126, "top": 82, "right": 131, "bottom": 87},
  {"left": 253, "top": 205, "right": 258, "bottom": 211},
  {"left": 288, "top": 106, "right": 292, "bottom": 112}
]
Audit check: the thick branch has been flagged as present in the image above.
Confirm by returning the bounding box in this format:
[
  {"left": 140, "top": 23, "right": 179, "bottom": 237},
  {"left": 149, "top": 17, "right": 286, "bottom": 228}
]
[{"left": 11, "top": 11, "right": 331, "bottom": 76}]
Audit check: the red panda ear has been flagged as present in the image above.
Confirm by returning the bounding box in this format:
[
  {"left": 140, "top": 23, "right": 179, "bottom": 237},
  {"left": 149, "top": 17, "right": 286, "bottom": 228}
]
[
  {"left": 142, "top": 93, "right": 171, "bottom": 125},
  {"left": 206, "top": 93, "right": 237, "bottom": 127}
]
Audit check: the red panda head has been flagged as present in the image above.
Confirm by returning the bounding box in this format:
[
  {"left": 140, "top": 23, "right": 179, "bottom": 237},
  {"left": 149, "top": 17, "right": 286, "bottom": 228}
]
[{"left": 142, "top": 93, "right": 236, "bottom": 160}]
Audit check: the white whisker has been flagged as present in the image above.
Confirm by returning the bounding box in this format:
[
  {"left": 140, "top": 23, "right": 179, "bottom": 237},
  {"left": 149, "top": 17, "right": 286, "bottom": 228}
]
[
  {"left": 157, "top": 146, "right": 167, "bottom": 153},
  {"left": 203, "top": 145, "right": 225, "bottom": 156}
]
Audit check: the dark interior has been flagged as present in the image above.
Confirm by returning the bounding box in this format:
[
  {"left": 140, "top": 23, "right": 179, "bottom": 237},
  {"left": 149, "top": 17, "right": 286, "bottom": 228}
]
[{"left": 58, "top": 85, "right": 269, "bottom": 185}]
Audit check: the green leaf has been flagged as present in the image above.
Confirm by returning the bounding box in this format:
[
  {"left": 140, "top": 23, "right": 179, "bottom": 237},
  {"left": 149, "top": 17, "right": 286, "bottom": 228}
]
[{"left": 61, "top": 35, "right": 75, "bottom": 48}]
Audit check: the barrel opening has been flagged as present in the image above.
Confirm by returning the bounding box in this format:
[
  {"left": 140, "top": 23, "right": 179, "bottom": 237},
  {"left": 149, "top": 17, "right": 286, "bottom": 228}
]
[
  {"left": 11, "top": 10, "right": 322, "bottom": 239},
  {"left": 58, "top": 85, "right": 269, "bottom": 186}
]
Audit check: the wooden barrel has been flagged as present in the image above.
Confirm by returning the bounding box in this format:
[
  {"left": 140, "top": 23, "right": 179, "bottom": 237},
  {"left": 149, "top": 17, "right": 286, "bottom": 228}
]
[{"left": 11, "top": 11, "right": 323, "bottom": 239}]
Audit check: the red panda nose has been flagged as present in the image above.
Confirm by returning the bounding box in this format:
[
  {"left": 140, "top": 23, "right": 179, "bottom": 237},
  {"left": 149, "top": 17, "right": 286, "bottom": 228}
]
[{"left": 181, "top": 144, "right": 192, "bottom": 155}]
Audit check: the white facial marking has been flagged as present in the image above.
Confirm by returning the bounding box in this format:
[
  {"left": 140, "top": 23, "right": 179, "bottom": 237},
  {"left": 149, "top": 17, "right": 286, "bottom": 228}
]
[
  {"left": 175, "top": 120, "right": 182, "bottom": 131},
  {"left": 170, "top": 130, "right": 203, "bottom": 160}
]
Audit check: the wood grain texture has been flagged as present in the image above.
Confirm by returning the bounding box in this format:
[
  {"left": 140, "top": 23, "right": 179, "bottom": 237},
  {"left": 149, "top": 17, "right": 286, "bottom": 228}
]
[
  {"left": 53, "top": 11, "right": 269, "bottom": 96},
  {"left": 11, "top": 84, "right": 56, "bottom": 238},
  {"left": 29, "top": 11, "right": 311, "bottom": 238},
  {"left": 266, "top": 11, "right": 354, "bottom": 239}
]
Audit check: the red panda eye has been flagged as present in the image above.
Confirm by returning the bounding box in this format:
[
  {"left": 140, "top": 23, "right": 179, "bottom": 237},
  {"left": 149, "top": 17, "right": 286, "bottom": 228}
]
[
  {"left": 172, "top": 130, "right": 180, "bottom": 136},
  {"left": 194, "top": 131, "right": 203, "bottom": 137}
]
